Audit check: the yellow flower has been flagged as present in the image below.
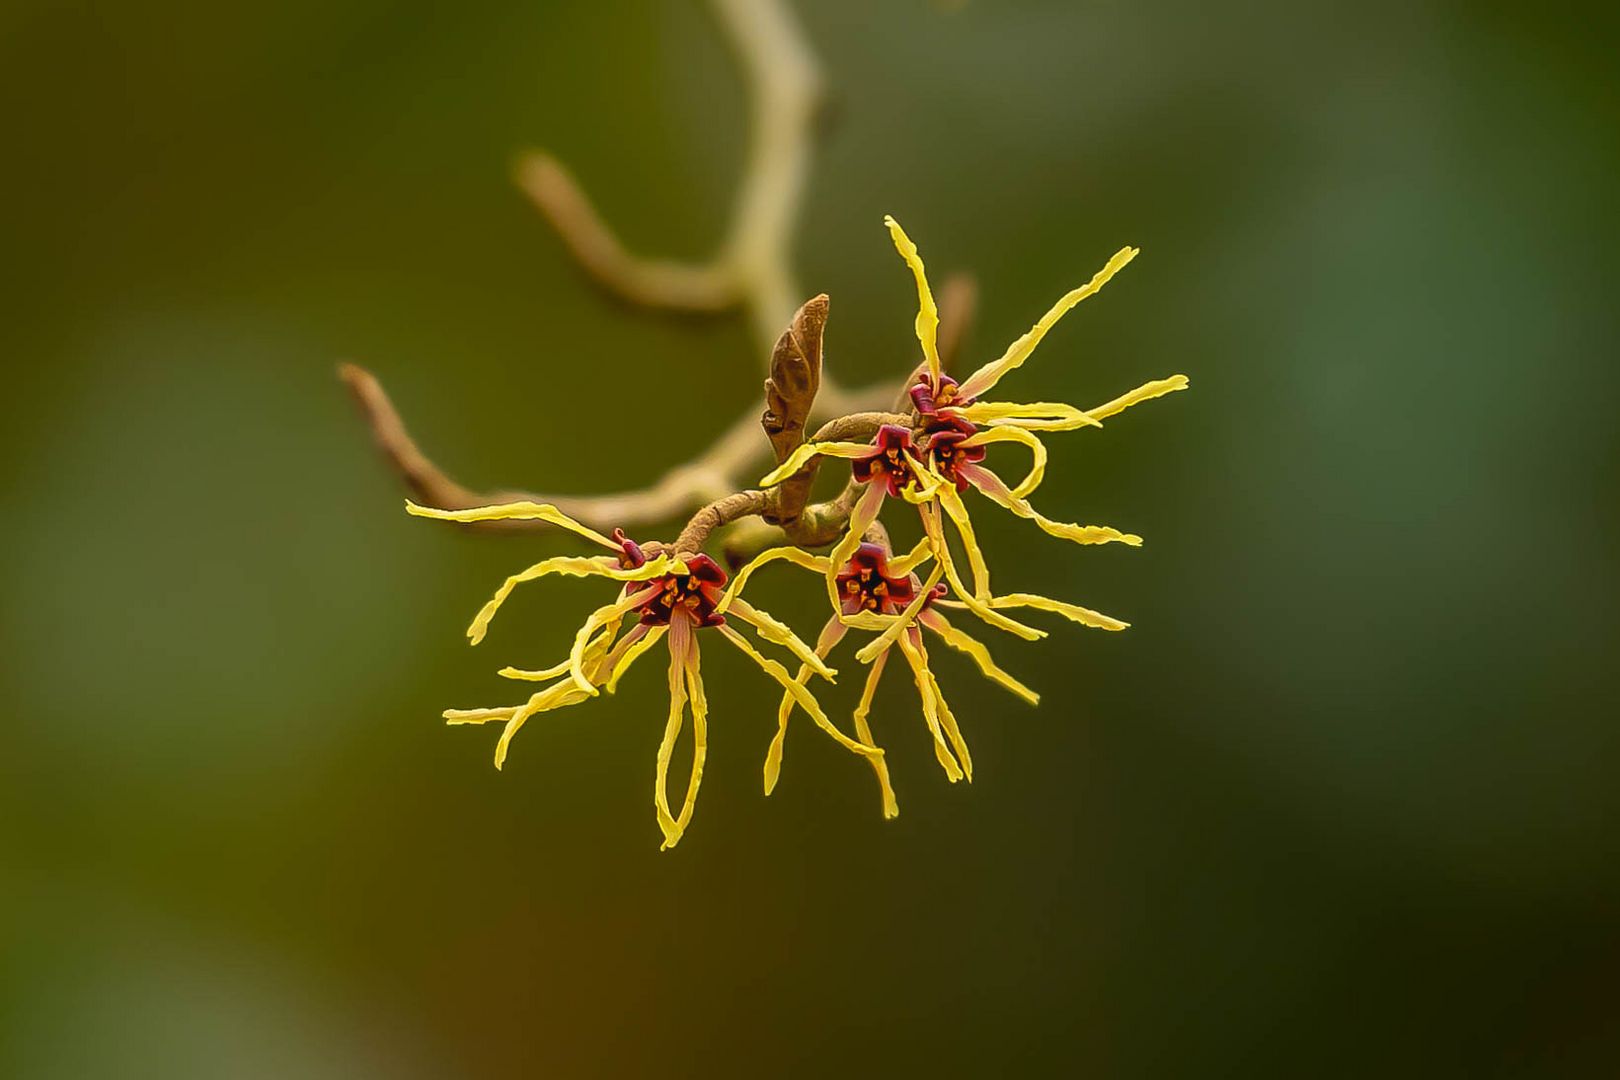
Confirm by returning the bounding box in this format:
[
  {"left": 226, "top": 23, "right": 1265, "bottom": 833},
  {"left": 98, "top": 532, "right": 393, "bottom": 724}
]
[
  {"left": 407, "top": 499, "right": 843, "bottom": 850},
  {"left": 760, "top": 216, "right": 1189, "bottom": 641},
  {"left": 723, "top": 538, "right": 1128, "bottom": 818}
]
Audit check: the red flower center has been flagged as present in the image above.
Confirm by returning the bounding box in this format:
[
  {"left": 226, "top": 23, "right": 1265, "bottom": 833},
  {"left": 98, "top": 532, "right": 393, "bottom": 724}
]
[
  {"left": 835, "top": 542, "right": 944, "bottom": 616},
  {"left": 626, "top": 549, "right": 728, "bottom": 627},
  {"left": 851, "top": 424, "right": 922, "bottom": 497}
]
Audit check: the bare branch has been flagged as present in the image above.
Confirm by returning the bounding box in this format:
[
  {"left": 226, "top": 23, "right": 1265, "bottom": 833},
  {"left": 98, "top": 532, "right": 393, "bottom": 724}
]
[{"left": 513, "top": 154, "right": 741, "bottom": 313}]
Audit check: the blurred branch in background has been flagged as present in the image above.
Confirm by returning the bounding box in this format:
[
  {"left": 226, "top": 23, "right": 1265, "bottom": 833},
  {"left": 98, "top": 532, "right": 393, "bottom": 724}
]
[{"left": 342, "top": 0, "right": 974, "bottom": 533}]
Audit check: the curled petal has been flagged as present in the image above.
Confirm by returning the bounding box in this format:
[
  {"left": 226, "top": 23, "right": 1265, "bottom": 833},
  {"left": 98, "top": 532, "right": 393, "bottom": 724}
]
[
  {"left": 569, "top": 585, "right": 660, "bottom": 692},
  {"left": 895, "top": 629, "right": 964, "bottom": 782},
  {"left": 960, "top": 425, "right": 1048, "bottom": 500},
  {"left": 494, "top": 681, "right": 594, "bottom": 770},
  {"left": 939, "top": 592, "right": 1129, "bottom": 632},
  {"left": 765, "top": 617, "right": 847, "bottom": 796},
  {"left": 719, "top": 544, "right": 830, "bottom": 614},
  {"left": 663, "top": 633, "right": 708, "bottom": 850},
  {"left": 956, "top": 245, "right": 1139, "bottom": 401},
  {"left": 959, "top": 464, "right": 1142, "bottom": 547},
  {"left": 1086, "top": 374, "right": 1189, "bottom": 421},
  {"left": 851, "top": 648, "right": 900, "bottom": 819},
  {"left": 727, "top": 597, "right": 836, "bottom": 681},
  {"left": 467, "top": 554, "right": 675, "bottom": 645},
  {"left": 654, "top": 618, "right": 692, "bottom": 846},
  {"left": 758, "top": 441, "right": 875, "bottom": 488},
  {"left": 919, "top": 503, "right": 1044, "bottom": 641},
  {"left": 406, "top": 499, "right": 619, "bottom": 550},
  {"left": 884, "top": 215, "right": 941, "bottom": 382},
  {"left": 853, "top": 562, "right": 947, "bottom": 665},
  {"left": 898, "top": 452, "right": 944, "bottom": 504},
  {"left": 605, "top": 624, "right": 668, "bottom": 693},
  {"left": 953, "top": 401, "right": 1101, "bottom": 431},
  {"left": 917, "top": 610, "right": 1040, "bottom": 705}
]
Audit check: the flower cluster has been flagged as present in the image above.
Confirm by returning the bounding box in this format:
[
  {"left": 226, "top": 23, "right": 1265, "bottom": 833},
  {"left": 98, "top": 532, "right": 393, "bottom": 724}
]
[{"left": 408, "top": 217, "right": 1186, "bottom": 847}]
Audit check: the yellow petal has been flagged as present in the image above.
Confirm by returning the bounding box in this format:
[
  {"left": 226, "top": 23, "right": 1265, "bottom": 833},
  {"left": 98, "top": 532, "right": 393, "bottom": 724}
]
[
  {"left": 1087, "top": 374, "right": 1189, "bottom": 421},
  {"left": 895, "top": 629, "right": 963, "bottom": 782},
  {"left": 853, "top": 561, "right": 946, "bottom": 665},
  {"left": 963, "top": 465, "right": 1142, "bottom": 547},
  {"left": 898, "top": 451, "right": 945, "bottom": 505},
  {"left": 442, "top": 706, "right": 517, "bottom": 725},
  {"left": 468, "top": 555, "right": 672, "bottom": 645},
  {"left": 922, "top": 658, "right": 973, "bottom": 782},
  {"left": 497, "top": 659, "right": 575, "bottom": 682},
  {"left": 884, "top": 215, "right": 941, "bottom": 381},
  {"left": 494, "top": 680, "right": 593, "bottom": 770},
  {"left": 959, "top": 425, "right": 1048, "bottom": 500},
  {"left": 918, "top": 610, "right": 1040, "bottom": 705},
  {"left": 765, "top": 617, "right": 846, "bottom": 796},
  {"left": 955, "top": 401, "right": 1102, "bottom": 431},
  {"left": 718, "top": 623, "right": 877, "bottom": 760},
  {"left": 974, "top": 592, "right": 1129, "bottom": 632},
  {"left": 758, "top": 441, "right": 875, "bottom": 488},
  {"left": 727, "top": 597, "right": 836, "bottom": 681},
  {"left": 956, "top": 245, "right": 1139, "bottom": 401},
  {"left": 569, "top": 585, "right": 659, "bottom": 693},
  {"left": 663, "top": 634, "right": 709, "bottom": 849},
  {"left": 851, "top": 647, "right": 900, "bottom": 819},
  {"left": 405, "top": 499, "right": 619, "bottom": 550},
  {"left": 654, "top": 624, "right": 691, "bottom": 846},
  {"left": 935, "top": 485, "right": 991, "bottom": 599},
  {"left": 605, "top": 623, "right": 670, "bottom": 693},
  {"left": 719, "top": 544, "right": 830, "bottom": 615},
  {"left": 919, "top": 502, "right": 1044, "bottom": 641},
  {"left": 886, "top": 535, "right": 935, "bottom": 578}
]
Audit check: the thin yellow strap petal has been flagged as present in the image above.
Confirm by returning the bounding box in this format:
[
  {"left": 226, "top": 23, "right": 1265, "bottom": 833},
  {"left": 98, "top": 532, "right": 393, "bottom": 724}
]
[
  {"left": 886, "top": 535, "right": 935, "bottom": 578},
  {"left": 718, "top": 623, "right": 880, "bottom": 760},
  {"left": 443, "top": 706, "right": 517, "bottom": 725},
  {"left": 962, "top": 465, "right": 1142, "bottom": 547},
  {"left": 719, "top": 545, "right": 830, "bottom": 615},
  {"left": 765, "top": 617, "right": 845, "bottom": 796},
  {"left": 960, "top": 425, "right": 1048, "bottom": 500},
  {"left": 898, "top": 452, "right": 945, "bottom": 505},
  {"left": 918, "top": 610, "right": 1040, "bottom": 705},
  {"left": 497, "top": 659, "right": 574, "bottom": 682},
  {"left": 995, "top": 592, "right": 1129, "bottom": 631},
  {"left": 727, "top": 598, "right": 837, "bottom": 681},
  {"left": 468, "top": 555, "right": 670, "bottom": 645},
  {"left": 851, "top": 647, "right": 899, "bottom": 819},
  {"left": 494, "top": 681, "right": 593, "bottom": 770},
  {"left": 918, "top": 502, "right": 1044, "bottom": 641},
  {"left": 853, "top": 561, "right": 946, "bottom": 665},
  {"left": 956, "top": 401, "right": 1101, "bottom": 430},
  {"left": 956, "top": 245, "right": 1139, "bottom": 401},
  {"left": 664, "top": 637, "right": 708, "bottom": 849},
  {"left": 569, "top": 585, "right": 658, "bottom": 692},
  {"left": 654, "top": 620, "right": 691, "bottom": 845},
  {"left": 935, "top": 485, "right": 992, "bottom": 599},
  {"left": 884, "top": 215, "right": 941, "bottom": 381},
  {"left": 895, "top": 630, "right": 963, "bottom": 782},
  {"left": 1087, "top": 374, "right": 1189, "bottom": 421},
  {"left": 922, "top": 659, "right": 973, "bottom": 783},
  {"left": 605, "top": 623, "right": 669, "bottom": 692},
  {"left": 405, "top": 499, "right": 619, "bottom": 550},
  {"left": 758, "top": 441, "right": 875, "bottom": 488}
]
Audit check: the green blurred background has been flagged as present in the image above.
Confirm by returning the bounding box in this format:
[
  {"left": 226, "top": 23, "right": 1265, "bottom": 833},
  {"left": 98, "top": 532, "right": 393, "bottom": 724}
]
[{"left": 3, "top": 0, "right": 1617, "bottom": 1075}]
